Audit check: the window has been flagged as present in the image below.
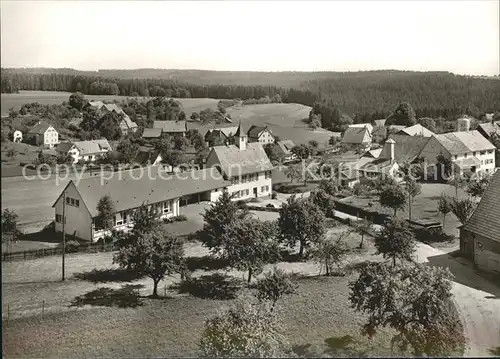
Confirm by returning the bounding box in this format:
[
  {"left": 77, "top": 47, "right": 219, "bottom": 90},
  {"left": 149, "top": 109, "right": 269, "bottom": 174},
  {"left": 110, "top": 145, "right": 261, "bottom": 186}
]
[
  {"left": 265, "top": 185, "right": 269, "bottom": 192},
  {"left": 70, "top": 198, "right": 75, "bottom": 206},
  {"left": 265, "top": 171, "right": 271, "bottom": 179},
  {"left": 115, "top": 213, "right": 123, "bottom": 226},
  {"left": 454, "top": 155, "right": 457, "bottom": 160},
  {"left": 261, "top": 186, "right": 265, "bottom": 192},
  {"left": 473, "top": 152, "right": 476, "bottom": 156},
  {"left": 66, "top": 197, "right": 70, "bottom": 204},
  {"left": 75, "top": 199, "right": 79, "bottom": 207},
  {"left": 480, "top": 151, "right": 485, "bottom": 155},
  {"left": 464, "top": 153, "right": 468, "bottom": 158},
  {"left": 56, "top": 214, "right": 63, "bottom": 223},
  {"left": 163, "top": 201, "right": 171, "bottom": 213},
  {"left": 245, "top": 189, "right": 249, "bottom": 196},
  {"left": 240, "top": 190, "right": 245, "bottom": 197}
]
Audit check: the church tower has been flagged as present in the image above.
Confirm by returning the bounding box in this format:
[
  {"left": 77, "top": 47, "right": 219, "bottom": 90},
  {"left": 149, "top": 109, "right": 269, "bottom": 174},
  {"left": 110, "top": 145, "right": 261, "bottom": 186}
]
[{"left": 235, "top": 121, "right": 247, "bottom": 150}]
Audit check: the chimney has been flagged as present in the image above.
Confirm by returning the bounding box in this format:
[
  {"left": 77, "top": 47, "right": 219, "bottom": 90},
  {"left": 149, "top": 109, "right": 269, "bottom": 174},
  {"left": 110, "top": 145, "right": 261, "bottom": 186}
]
[{"left": 386, "top": 138, "right": 395, "bottom": 163}]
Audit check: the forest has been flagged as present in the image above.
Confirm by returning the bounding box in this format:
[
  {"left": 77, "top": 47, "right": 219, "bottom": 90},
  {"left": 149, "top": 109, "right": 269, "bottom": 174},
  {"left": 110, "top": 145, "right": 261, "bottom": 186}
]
[{"left": 2, "top": 68, "right": 499, "bottom": 130}]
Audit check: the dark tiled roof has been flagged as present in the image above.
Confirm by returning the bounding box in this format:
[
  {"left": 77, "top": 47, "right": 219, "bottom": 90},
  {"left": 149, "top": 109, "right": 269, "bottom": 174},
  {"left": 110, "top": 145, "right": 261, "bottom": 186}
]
[
  {"left": 134, "top": 149, "right": 161, "bottom": 165},
  {"left": 54, "top": 167, "right": 230, "bottom": 217},
  {"left": 153, "top": 121, "right": 187, "bottom": 133},
  {"left": 247, "top": 125, "right": 268, "bottom": 138},
  {"left": 478, "top": 122, "right": 500, "bottom": 138},
  {"left": 380, "top": 134, "right": 430, "bottom": 164},
  {"left": 142, "top": 128, "right": 162, "bottom": 138},
  {"left": 28, "top": 122, "right": 53, "bottom": 135},
  {"left": 463, "top": 171, "right": 500, "bottom": 242}
]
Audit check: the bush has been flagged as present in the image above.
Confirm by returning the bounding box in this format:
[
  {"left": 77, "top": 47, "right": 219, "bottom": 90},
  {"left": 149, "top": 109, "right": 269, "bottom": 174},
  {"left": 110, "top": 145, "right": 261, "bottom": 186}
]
[
  {"left": 64, "top": 239, "right": 80, "bottom": 253},
  {"left": 271, "top": 191, "right": 278, "bottom": 199},
  {"left": 164, "top": 215, "right": 188, "bottom": 223},
  {"left": 236, "top": 200, "right": 247, "bottom": 208},
  {"left": 250, "top": 197, "right": 260, "bottom": 203},
  {"left": 415, "top": 227, "right": 454, "bottom": 243},
  {"left": 266, "top": 203, "right": 275, "bottom": 208}
]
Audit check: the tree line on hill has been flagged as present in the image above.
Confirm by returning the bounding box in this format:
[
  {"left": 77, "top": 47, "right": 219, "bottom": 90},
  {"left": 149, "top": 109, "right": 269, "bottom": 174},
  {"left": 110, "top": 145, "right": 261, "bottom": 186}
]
[{"left": 2, "top": 68, "right": 499, "bottom": 132}]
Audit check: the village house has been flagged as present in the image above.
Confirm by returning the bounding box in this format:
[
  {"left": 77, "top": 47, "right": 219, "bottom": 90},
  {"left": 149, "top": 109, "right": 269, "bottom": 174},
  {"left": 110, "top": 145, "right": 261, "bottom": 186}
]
[
  {"left": 397, "top": 123, "right": 435, "bottom": 137},
  {"left": 460, "top": 171, "right": 500, "bottom": 274},
  {"left": 378, "top": 134, "right": 430, "bottom": 165},
  {"left": 348, "top": 123, "right": 374, "bottom": 134},
  {"left": 153, "top": 120, "right": 187, "bottom": 138},
  {"left": 247, "top": 125, "right": 275, "bottom": 144},
  {"left": 477, "top": 121, "right": 500, "bottom": 141},
  {"left": 56, "top": 139, "right": 111, "bottom": 164},
  {"left": 52, "top": 167, "right": 230, "bottom": 242},
  {"left": 142, "top": 128, "right": 163, "bottom": 140},
  {"left": 419, "top": 130, "right": 496, "bottom": 175},
  {"left": 273, "top": 139, "right": 297, "bottom": 163},
  {"left": 88, "top": 101, "right": 138, "bottom": 135},
  {"left": 341, "top": 126, "right": 372, "bottom": 151},
  {"left": 204, "top": 126, "right": 239, "bottom": 147},
  {"left": 357, "top": 138, "right": 400, "bottom": 183},
  {"left": 25, "top": 121, "right": 59, "bottom": 148},
  {"left": 205, "top": 123, "right": 273, "bottom": 200},
  {"left": 133, "top": 147, "right": 168, "bottom": 169}
]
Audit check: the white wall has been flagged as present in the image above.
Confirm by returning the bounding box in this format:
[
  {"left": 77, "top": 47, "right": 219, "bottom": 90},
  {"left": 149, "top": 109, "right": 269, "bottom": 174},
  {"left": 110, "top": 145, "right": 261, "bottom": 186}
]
[
  {"left": 43, "top": 127, "right": 59, "bottom": 148},
  {"left": 54, "top": 182, "right": 93, "bottom": 241},
  {"left": 226, "top": 171, "right": 272, "bottom": 200}
]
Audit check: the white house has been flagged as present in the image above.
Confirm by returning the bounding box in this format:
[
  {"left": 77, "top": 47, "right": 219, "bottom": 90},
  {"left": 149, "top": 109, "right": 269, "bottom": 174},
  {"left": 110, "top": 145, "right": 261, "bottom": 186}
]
[
  {"left": 12, "top": 130, "right": 23, "bottom": 143},
  {"left": 419, "top": 130, "right": 496, "bottom": 175},
  {"left": 26, "top": 122, "right": 59, "bottom": 148},
  {"left": 56, "top": 139, "right": 111, "bottom": 164},
  {"left": 52, "top": 167, "right": 230, "bottom": 242},
  {"left": 205, "top": 123, "right": 273, "bottom": 201},
  {"left": 247, "top": 125, "right": 275, "bottom": 144}
]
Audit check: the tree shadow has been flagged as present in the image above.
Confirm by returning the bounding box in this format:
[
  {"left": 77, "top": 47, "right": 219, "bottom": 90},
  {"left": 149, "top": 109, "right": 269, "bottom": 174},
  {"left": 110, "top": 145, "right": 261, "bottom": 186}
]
[
  {"left": 70, "top": 284, "right": 144, "bottom": 308},
  {"left": 185, "top": 255, "right": 229, "bottom": 272},
  {"left": 73, "top": 268, "right": 144, "bottom": 283},
  {"left": 323, "top": 335, "right": 368, "bottom": 357},
  {"left": 169, "top": 273, "right": 241, "bottom": 300}
]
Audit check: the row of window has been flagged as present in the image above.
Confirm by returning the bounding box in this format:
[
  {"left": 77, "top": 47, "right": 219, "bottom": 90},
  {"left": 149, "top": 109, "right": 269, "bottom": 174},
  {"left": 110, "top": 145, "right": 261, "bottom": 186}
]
[
  {"left": 261, "top": 185, "right": 270, "bottom": 192},
  {"left": 229, "top": 171, "right": 272, "bottom": 185},
  {"left": 455, "top": 150, "right": 494, "bottom": 160},
  {"left": 55, "top": 214, "right": 65, "bottom": 223},
  {"left": 115, "top": 201, "right": 172, "bottom": 226},
  {"left": 485, "top": 159, "right": 494, "bottom": 165},
  {"left": 66, "top": 196, "right": 80, "bottom": 207}
]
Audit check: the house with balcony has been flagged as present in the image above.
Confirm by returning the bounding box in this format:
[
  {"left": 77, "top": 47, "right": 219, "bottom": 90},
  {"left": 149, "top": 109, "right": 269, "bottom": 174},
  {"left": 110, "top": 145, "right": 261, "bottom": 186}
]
[
  {"left": 52, "top": 167, "right": 230, "bottom": 242},
  {"left": 205, "top": 122, "right": 273, "bottom": 200}
]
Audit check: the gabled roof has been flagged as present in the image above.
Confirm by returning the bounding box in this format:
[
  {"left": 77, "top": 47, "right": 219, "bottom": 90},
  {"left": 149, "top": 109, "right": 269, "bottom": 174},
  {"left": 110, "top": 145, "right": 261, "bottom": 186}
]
[
  {"left": 153, "top": 120, "right": 187, "bottom": 133},
  {"left": 387, "top": 125, "right": 407, "bottom": 133},
  {"left": 478, "top": 122, "right": 500, "bottom": 138},
  {"left": 372, "top": 126, "right": 387, "bottom": 137},
  {"left": 463, "top": 171, "right": 500, "bottom": 242},
  {"left": 275, "top": 140, "right": 296, "bottom": 156},
  {"left": 360, "top": 157, "right": 396, "bottom": 173},
  {"left": 363, "top": 148, "right": 383, "bottom": 158},
  {"left": 56, "top": 142, "right": 74, "bottom": 153},
  {"left": 209, "top": 142, "right": 273, "bottom": 177},
  {"left": 342, "top": 126, "right": 371, "bottom": 144},
  {"left": 205, "top": 126, "right": 239, "bottom": 142},
  {"left": 134, "top": 149, "right": 161, "bottom": 165},
  {"left": 247, "top": 125, "right": 270, "bottom": 138},
  {"left": 28, "top": 122, "right": 53, "bottom": 135},
  {"left": 348, "top": 123, "right": 374, "bottom": 134},
  {"left": 374, "top": 119, "right": 386, "bottom": 127},
  {"left": 398, "top": 124, "right": 435, "bottom": 137},
  {"left": 142, "top": 128, "right": 162, "bottom": 138},
  {"left": 435, "top": 130, "right": 496, "bottom": 154},
  {"left": 88, "top": 101, "right": 105, "bottom": 109},
  {"left": 53, "top": 167, "right": 230, "bottom": 217},
  {"left": 379, "top": 134, "right": 430, "bottom": 164},
  {"left": 73, "top": 139, "right": 111, "bottom": 156}
]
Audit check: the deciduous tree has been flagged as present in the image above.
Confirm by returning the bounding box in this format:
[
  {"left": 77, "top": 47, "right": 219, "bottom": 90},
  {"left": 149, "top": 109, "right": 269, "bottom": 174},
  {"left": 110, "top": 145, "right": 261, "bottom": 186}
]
[
  {"left": 405, "top": 177, "right": 421, "bottom": 221},
  {"left": 113, "top": 223, "right": 185, "bottom": 297},
  {"left": 95, "top": 195, "right": 116, "bottom": 230},
  {"left": 379, "top": 184, "right": 407, "bottom": 216},
  {"left": 278, "top": 195, "right": 325, "bottom": 258},
  {"left": 68, "top": 92, "right": 87, "bottom": 111},
  {"left": 437, "top": 193, "right": 452, "bottom": 227},
  {"left": 310, "top": 231, "right": 350, "bottom": 276},
  {"left": 450, "top": 197, "right": 477, "bottom": 225},
  {"left": 350, "top": 262, "right": 464, "bottom": 356},
  {"left": 374, "top": 218, "right": 416, "bottom": 266},
  {"left": 254, "top": 267, "right": 297, "bottom": 311},
  {"left": 1, "top": 208, "right": 21, "bottom": 243}
]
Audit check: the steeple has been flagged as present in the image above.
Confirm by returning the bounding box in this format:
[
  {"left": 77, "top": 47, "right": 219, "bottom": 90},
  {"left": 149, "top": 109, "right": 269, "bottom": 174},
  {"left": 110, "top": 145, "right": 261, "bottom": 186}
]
[{"left": 235, "top": 120, "right": 247, "bottom": 150}]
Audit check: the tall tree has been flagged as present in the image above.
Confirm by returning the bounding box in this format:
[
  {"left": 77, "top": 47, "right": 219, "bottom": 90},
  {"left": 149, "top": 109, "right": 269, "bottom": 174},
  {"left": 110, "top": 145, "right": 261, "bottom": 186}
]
[
  {"left": 350, "top": 262, "right": 464, "bottom": 356},
  {"left": 222, "top": 219, "right": 280, "bottom": 283},
  {"left": 450, "top": 197, "right": 477, "bottom": 225},
  {"left": 254, "top": 267, "right": 297, "bottom": 311},
  {"left": 405, "top": 177, "right": 422, "bottom": 221},
  {"left": 95, "top": 195, "right": 116, "bottom": 230},
  {"left": 278, "top": 195, "right": 326, "bottom": 258},
  {"left": 310, "top": 188, "right": 336, "bottom": 217},
  {"left": 437, "top": 194, "right": 452, "bottom": 227},
  {"left": 374, "top": 218, "right": 416, "bottom": 266},
  {"left": 113, "top": 223, "right": 185, "bottom": 297},
  {"left": 199, "top": 190, "right": 250, "bottom": 255},
  {"left": 310, "top": 231, "right": 351, "bottom": 276},
  {"left": 1, "top": 208, "right": 21, "bottom": 243},
  {"left": 68, "top": 92, "right": 87, "bottom": 111}
]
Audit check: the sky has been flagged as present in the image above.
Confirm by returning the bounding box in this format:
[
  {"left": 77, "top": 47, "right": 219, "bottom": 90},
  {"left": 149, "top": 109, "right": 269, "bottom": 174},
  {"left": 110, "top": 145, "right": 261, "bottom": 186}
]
[{"left": 1, "top": 1, "right": 499, "bottom": 75}]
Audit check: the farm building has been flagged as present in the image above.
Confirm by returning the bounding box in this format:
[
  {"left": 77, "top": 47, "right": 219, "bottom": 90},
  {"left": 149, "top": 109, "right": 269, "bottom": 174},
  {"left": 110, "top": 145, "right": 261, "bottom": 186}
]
[
  {"left": 88, "top": 101, "right": 138, "bottom": 135},
  {"left": 273, "top": 139, "right": 297, "bottom": 163},
  {"left": 477, "top": 121, "right": 500, "bottom": 140},
  {"left": 341, "top": 126, "right": 372, "bottom": 151},
  {"left": 205, "top": 122, "right": 273, "bottom": 200},
  {"left": 133, "top": 147, "right": 167, "bottom": 168},
  {"left": 153, "top": 120, "right": 187, "bottom": 138},
  {"left": 204, "top": 126, "right": 239, "bottom": 147},
  {"left": 142, "top": 128, "right": 162, "bottom": 139},
  {"left": 52, "top": 167, "right": 230, "bottom": 242},
  {"left": 56, "top": 139, "right": 111, "bottom": 164},
  {"left": 397, "top": 124, "right": 435, "bottom": 137},
  {"left": 460, "top": 171, "right": 500, "bottom": 274},
  {"left": 247, "top": 125, "right": 275, "bottom": 144}
]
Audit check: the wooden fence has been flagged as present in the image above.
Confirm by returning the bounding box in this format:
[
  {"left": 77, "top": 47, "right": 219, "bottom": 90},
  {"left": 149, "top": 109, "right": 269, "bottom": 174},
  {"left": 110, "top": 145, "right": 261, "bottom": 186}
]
[{"left": 2, "top": 242, "right": 115, "bottom": 262}]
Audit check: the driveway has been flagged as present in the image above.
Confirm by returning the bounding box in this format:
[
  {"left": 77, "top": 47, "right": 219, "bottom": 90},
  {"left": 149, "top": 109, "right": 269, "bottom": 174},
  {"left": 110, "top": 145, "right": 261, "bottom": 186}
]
[{"left": 334, "top": 210, "right": 500, "bottom": 356}]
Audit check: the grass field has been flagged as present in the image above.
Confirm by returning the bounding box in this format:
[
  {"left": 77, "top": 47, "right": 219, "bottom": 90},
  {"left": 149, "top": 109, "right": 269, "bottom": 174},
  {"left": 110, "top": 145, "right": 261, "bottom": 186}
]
[
  {"left": 3, "top": 226, "right": 411, "bottom": 358},
  {"left": 1, "top": 91, "right": 220, "bottom": 117},
  {"left": 340, "top": 183, "right": 467, "bottom": 238}
]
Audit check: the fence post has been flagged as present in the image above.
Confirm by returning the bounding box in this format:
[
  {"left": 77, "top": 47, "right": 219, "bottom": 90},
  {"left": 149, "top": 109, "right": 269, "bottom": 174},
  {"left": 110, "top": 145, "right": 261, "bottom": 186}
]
[{"left": 42, "top": 300, "right": 45, "bottom": 317}]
